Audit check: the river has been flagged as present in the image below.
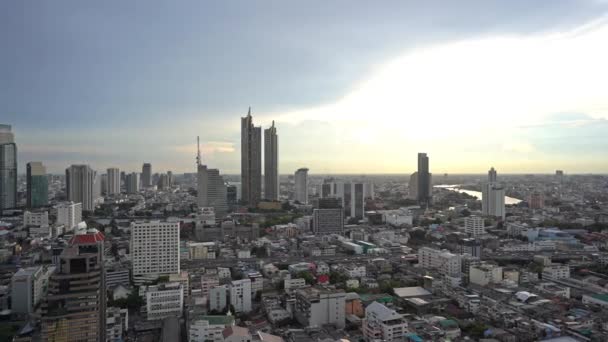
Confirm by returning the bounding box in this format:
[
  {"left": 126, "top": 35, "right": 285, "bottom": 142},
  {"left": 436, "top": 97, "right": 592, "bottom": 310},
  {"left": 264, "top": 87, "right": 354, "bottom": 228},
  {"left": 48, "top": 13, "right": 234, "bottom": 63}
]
[{"left": 435, "top": 184, "right": 522, "bottom": 205}]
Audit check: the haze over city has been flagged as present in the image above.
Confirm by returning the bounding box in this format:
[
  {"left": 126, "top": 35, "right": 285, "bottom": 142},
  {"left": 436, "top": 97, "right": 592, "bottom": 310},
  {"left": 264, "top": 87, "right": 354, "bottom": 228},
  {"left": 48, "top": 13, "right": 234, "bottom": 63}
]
[{"left": 3, "top": 1, "right": 608, "bottom": 174}]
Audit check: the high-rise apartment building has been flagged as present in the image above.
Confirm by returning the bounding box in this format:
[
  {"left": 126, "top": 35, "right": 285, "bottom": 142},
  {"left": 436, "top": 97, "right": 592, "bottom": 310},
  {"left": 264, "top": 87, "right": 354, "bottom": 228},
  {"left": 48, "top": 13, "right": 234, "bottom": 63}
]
[
  {"left": 27, "top": 161, "right": 48, "bottom": 208},
  {"left": 313, "top": 198, "right": 344, "bottom": 235},
  {"left": 0, "top": 124, "right": 17, "bottom": 211},
  {"left": 11, "top": 266, "right": 53, "bottom": 314},
  {"left": 481, "top": 167, "right": 505, "bottom": 220},
  {"left": 131, "top": 221, "right": 180, "bottom": 283},
  {"left": 418, "top": 247, "right": 462, "bottom": 277},
  {"left": 264, "top": 121, "right": 278, "bottom": 201},
  {"left": 142, "top": 163, "right": 152, "bottom": 188},
  {"left": 56, "top": 202, "right": 83, "bottom": 232},
  {"left": 241, "top": 108, "right": 262, "bottom": 206},
  {"left": 416, "top": 153, "right": 431, "bottom": 204},
  {"left": 294, "top": 168, "right": 309, "bottom": 204},
  {"left": 41, "top": 229, "right": 106, "bottom": 341},
  {"left": 125, "top": 172, "right": 140, "bottom": 194},
  {"left": 464, "top": 216, "right": 485, "bottom": 237},
  {"left": 197, "top": 137, "right": 228, "bottom": 216},
  {"left": 106, "top": 167, "right": 120, "bottom": 195},
  {"left": 294, "top": 288, "right": 346, "bottom": 329},
  {"left": 230, "top": 279, "right": 252, "bottom": 313},
  {"left": 66, "top": 164, "right": 97, "bottom": 211}
]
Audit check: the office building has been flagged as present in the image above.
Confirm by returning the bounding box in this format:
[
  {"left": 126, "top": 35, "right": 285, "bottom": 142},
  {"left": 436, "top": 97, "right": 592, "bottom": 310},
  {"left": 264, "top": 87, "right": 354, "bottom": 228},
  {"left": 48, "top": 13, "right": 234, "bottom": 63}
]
[
  {"left": 66, "top": 164, "right": 97, "bottom": 211},
  {"left": 230, "top": 279, "right": 252, "bottom": 313},
  {"left": 142, "top": 163, "right": 152, "bottom": 188},
  {"left": 56, "top": 202, "right": 83, "bottom": 232},
  {"left": 409, "top": 172, "right": 433, "bottom": 201},
  {"left": 418, "top": 247, "right": 462, "bottom": 277},
  {"left": 106, "top": 167, "right": 120, "bottom": 195},
  {"left": 11, "top": 266, "right": 53, "bottom": 314},
  {"left": 41, "top": 229, "right": 106, "bottom": 342},
  {"left": 313, "top": 198, "right": 344, "bottom": 235},
  {"left": 362, "top": 302, "right": 408, "bottom": 341},
  {"left": 241, "top": 108, "right": 262, "bottom": 206},
  {"left": 0, "top": 124, "right": 17, "bottom": 211},
  {"left": 464, "top": 216, "right": 485, "bottom": 237},
  {"left": 264, "top": 121, "right": 279, "bottom": 201},
  {"left": 351, "top": 183, "right": 365, "bottom": 219},
  {"left": 416, "top": 153, "right": 431, "bottom": 204},
  {"left": 26, "top": 161, "right": 48, "bottom": 208},
  {"left": 158, "top": 173, "right": 170, "bottom": 190},
  {"left": 143, "top": 282, "right": 183, "bottom": 321},
  {"left": 481, "top": 167, "right": 506, "bottom": 220},
  {"left": 197, "top": 138, "right": 228, "bottom": 216},
  {"left": 294, "top": 168, "right": 309, "bottom": 204},
  {"left": 131, "top": 221, "right": 180, "bottom": 283},
  {"left": 294, "top": 287, "right": 346, "bottom": 329},
  {"left": 125, "top": 172, "right": 140, "bottom": 194}
]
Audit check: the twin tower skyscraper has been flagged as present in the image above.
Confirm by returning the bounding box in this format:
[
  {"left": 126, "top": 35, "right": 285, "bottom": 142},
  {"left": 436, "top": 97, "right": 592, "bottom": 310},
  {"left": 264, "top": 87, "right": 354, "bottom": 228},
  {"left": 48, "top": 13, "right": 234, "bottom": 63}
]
[{"left": 241, "top": 107, "right": 278, "bottom": 206}]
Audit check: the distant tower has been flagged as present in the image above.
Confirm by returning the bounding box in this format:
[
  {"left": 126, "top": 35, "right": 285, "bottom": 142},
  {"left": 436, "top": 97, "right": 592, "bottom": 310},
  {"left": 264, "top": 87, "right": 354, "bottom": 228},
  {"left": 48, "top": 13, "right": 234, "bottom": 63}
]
[
  {"left": 106, "top": 167, "right": 120, "bottom": 195},
  {"left": 125, "top": 172, "right": 140, "bottom": 194},
  {"left": 27, "top": 161, "right": 48, "bottom": 208},
  {"left": 142, "top": 163, "right": 152, "bottom": 188},
  {"left": 197, "top": 136, "right": 227, "bottom": 216},
  {"left": 0, "top": 124, "right": 17, "bottom": 210},
  {"left": 481, "top": 167, "right": 505, "bottom": 220},
  {"left": 66, "top": 165, "right": 97, "bottom": 211},
  {"left": 264, "top": 121, "right": 279, "bottom": 201},
  {"left": 417, "top": 153, "right": 431, "bottom": 205},
  {"left": 488, "top": 167, "right": 497, "bottom": 182},
  {"left": 241, "top": 107, "right": 262, "bottom": 206},
  {"left": 294, "top": 168, "right": 309, "bottom": 204}
]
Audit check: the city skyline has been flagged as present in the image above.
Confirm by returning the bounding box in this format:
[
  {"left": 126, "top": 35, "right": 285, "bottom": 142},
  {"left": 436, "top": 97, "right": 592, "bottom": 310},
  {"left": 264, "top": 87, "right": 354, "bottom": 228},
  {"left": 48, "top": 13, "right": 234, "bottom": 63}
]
[{"left": 4, "top": 1, "right": 608, "bottom": 174}]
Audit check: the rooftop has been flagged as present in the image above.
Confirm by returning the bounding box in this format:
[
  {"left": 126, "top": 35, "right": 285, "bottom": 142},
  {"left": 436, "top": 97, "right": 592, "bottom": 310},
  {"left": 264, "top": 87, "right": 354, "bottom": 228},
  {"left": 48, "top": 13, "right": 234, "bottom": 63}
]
[{"left": 394, "top": 286, "right": 431, "bottom": 298}]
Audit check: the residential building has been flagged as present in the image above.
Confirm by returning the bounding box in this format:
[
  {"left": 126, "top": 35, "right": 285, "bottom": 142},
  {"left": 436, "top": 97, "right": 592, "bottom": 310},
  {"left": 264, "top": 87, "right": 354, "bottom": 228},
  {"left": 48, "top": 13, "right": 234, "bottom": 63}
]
[
  {"left": 105, "top": 266, "right": 130, "bottom": 289},
  {"left": 294, "top": 287, "right": 346, "bottom": 328},
  {"left": 542, "top": 264, "right": 570, "bottom": 281},
  {"left": 125, "top": 172, "right": 140, "bottom": 194},
  {"left": 465, "top": 216, "right": 485, "bottom": 237},
  {"left": 469, "top": 263, "right": 503, "bottom": 286},
  {"left": 26, "top": 161, "right": 48, "bottom": 208},
  {"left": 131, "top": 221, "right": 180, "bottom": 283},
  {"left": 241, "top": 107, "right": 262, "bottom": 206},
  {"left": 222, "top": 326, "right": 252, "bottom": 342},
  {"left": 208, "top": 285, "right": 228, "bottom": 313},
  {"left": 418, "top": 247, "right": 461, "bottom": 277},
  {"left": 24, "top": 210, "right": 49, "bottom": 227},
  {"left": 189, "top": 315, "right": 234, "bottom": 342},
  {"left": 11, "top": 266, "right": 53, "bottom": 314},
  {"left": 0, "top": 124, "right": 17, "bottom": 211},
  {"left": 66, "top": 164, "right": 97, "bottom": 211},
  {"left": 460, "top": 238, "right": 481, "bottom": 258},
  {"left": 142, "top": 163, "right": 152, "bottom": 188},
  {"left": 41, "top": 229, "right": 106, "bottom": 341},
  {"left": 313, "top": 198, "right": 344, "bottom": 235},
  {"left": 295, "top": 168, "right": 309, "bottom": 204},
  {"left": 529, "top": 192, "right": 544, "bottom": 209},
  {"left": 481, "top": 167, "right": 505, "bottom": 220},
  {"left": 416, "top": 153, "right": 431, "bottom": 205},
  {"left": 201, "top": 275, "right": 220, "bottom": 298},
  {"left": 56, "top": 202, "right": 82, "bottom": 232},
  {"left": 230, "top": 279, "right": 252, "bottom": 313},
  {"left": 362, "top": 302, "right": 408, "bottom": 342},
  {"left": 106, "top": 167, "right": 120, "bottom": 195},
  {"left": 284, "top": 278, "right": 307, "bottom": 295},
  {"left": 144, "top": 282, "right": 183, "bottom": 321},
  {"left": 106, "top": 306, "right": 128, "bottom": 342},
  {"left": 264, "top": 121, "right": 278, "bottom": 201}
]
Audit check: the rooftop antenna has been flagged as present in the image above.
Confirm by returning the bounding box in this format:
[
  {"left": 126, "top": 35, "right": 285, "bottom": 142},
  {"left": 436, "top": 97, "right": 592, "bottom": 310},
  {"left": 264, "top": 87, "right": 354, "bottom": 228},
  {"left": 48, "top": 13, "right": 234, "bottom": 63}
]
[{"left": 196, "top": 136, "right": 202, "bottom": 167}]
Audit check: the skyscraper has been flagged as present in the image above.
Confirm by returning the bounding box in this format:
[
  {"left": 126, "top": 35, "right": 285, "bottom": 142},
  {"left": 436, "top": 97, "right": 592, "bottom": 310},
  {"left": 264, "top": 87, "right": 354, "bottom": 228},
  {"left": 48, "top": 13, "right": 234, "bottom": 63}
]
[
  {"left": 142, "top": 163, "right": 152, "bottom": 188},
  {"left": 197, "top": 137, "right": 228, "bottom": 216},
  {"left": 0, "top": 124, "right": 17, "bottom": 211},
  {"left": 481, "top": 167, "right": 505, "bottom": 220},
  {"left": 27, "top": 161, "right": 48, "bottom": 208},
  {"left": 294, "top": 168, "right": 309, "bottom": 204},
  {"left": 41, "top": 229, "right": 106, "bottom": 341},
  {"left": 125, "top": 172, "right": 140, "bottom": 194},
  {"left": 264, "top": 121, "right": 279, "bottom": 201},
  {"left": 131, "top": 221, "right": 180, "bottom": 284},
  {"left": 66, "top": 165, "right": 97, "bottom": 211},
  {"left": 241, "top": 108, "right": 262, "bottom": 206},
  {"left": 416, "top": 153, "right": 431, "bottom": 205},
  {"left": 106, "top": 167, "right": 120, "bottom": 195}
]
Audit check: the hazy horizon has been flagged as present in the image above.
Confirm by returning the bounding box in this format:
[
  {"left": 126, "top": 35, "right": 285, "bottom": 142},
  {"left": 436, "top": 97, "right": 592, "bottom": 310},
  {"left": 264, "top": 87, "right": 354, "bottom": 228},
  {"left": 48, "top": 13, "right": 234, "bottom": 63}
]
[{"left": 4, "top": 1, "right": 608, "bottom": 174}]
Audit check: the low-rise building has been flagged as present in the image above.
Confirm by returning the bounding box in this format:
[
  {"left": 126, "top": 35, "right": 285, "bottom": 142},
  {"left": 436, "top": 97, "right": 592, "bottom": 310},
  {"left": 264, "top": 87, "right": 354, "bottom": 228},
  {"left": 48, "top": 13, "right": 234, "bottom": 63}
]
[
  {"left": 143, "top": 282, "right": 184, "bottom": 321},
  {"left": 189, "top": 315, "right": 235, "bottom": 342},
  {"left": 362, "top": 302, "right": 408, "bottom": 341},
  {"left": 294, "top": 287, "right": 346, "bottom": 329}
]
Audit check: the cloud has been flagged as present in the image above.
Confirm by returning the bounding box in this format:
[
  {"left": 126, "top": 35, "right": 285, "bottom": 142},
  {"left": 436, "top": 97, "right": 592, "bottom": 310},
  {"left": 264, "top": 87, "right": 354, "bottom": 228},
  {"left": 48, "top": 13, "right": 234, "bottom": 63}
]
[{"left": 171, "top": 141, "right": 236, "bottom": 156}]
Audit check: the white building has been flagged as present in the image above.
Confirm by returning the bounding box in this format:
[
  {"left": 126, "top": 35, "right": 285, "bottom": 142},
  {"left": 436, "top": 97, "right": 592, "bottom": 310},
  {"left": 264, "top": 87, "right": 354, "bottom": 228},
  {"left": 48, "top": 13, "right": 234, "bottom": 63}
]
[
  {"left": 144, "top": 282, "right": 183, "bottom": 321},
  {"left": 11, "top": 266, "right": 54, "bottom": 314},
  {"left": 294, "top": 168, "right": 309, "bottom": 204},
  {"left": 248, "top": 271, "right": 264, "bottom": 295},
  {"left": 198, "top": 207, "right": 216, "bottom": 226},
  {"left": 343, "top": 265, "right": 366, "bottom": 279},
  {"left": 418, "top": 247, "right": 462, "bottom": 277},
  {"left": 362, "top": 302, "right": 408, "bottom": 342},
  {"left": 201, "top": 275, "right": 220, "bottom": 298},
  {"left": 208, "top": 285, "right": 228, "bottom": 312},
  {"left": 482, "top": 183, "right": 505, "bottom": 220},
  {"left": 284, "top": 278, "right": 307, "bottom": 295},
  {"left": 106, "top": 167, "right": 120, "bottom": 195},
  {"left": 23, "top": 211, "right": 49, "bottom": 227},
  {"left": 106, "top": 306, "right": 128, "bottom": 341},
  {"left": 542, "top": 264, "right": 570, "bottom": 281},
  {"left": 55, "top": 202, "right": 82, "bottom": 232},
  {"left": 469, "top": 263, "right": 503, "bottom": 286},
  {"left": 294, "top": 288, "right": 346, "bottom": 329},
  {"left": 189, "top": 315, "right": 234, "bottom": 342},
  {"left": 230, "top": 279, "right": 252, "bottom": 313},
  {"left": 131, "top": 221, "right": 180, "bottom": 283},
  {"left": 464, "top": 216, "right": 485, "bottom": 237}
]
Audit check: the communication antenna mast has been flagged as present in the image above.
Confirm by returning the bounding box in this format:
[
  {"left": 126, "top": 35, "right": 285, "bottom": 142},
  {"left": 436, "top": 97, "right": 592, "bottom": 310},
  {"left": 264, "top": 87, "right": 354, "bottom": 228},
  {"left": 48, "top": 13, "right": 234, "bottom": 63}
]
[{"left": 196, "top": 136, "right": 202, "bottom": 167}]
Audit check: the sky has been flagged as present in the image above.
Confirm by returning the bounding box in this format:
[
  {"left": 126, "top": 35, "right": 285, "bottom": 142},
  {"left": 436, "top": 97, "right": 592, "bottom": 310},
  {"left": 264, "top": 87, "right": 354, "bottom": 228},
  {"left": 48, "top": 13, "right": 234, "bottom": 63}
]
[{"left": 2, "top": 0, "right": 608, "bottom": 175}]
